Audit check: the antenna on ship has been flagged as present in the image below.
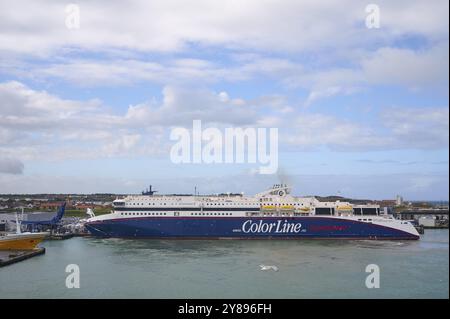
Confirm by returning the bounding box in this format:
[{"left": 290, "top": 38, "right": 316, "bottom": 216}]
[
  {"left": 142, "top": 185, "right": 157, "bottom": 196},
  {"left": 15, "top": 207, "right": 24, "bottom": 235}
]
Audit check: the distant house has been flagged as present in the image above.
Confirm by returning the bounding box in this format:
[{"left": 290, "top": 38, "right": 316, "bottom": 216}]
[
  {"left": 39, "top": 202, "right": 63, "bottom": 210},
  {"left": 75, "top": 203, "right": 93, "bottom": 210},
  {"left": 73, "top": 203, "right": 110, "bottom": 210},
  {"left": 0, "top": 213, "right": 15, "bottom": 231}
]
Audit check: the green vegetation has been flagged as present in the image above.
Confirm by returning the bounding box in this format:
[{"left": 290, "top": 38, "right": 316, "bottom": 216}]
[
  {"left": 64, "top": 208, "right": 111, "bottom": 218},
  {"left": 393, "top": 205, "right": 408, "bottom": 212}
]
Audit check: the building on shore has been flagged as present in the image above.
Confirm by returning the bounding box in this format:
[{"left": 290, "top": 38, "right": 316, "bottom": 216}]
[
  {"left": 395, "top": 208, "right": 449, "bottom": 228},
  {"left": 418, "top": 217, "right": 438, "bottom": 228}
]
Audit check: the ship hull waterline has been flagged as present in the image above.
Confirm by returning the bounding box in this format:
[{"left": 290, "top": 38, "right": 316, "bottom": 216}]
[{"left": 85, "top": 216, "right": 420, "bottom": 240}]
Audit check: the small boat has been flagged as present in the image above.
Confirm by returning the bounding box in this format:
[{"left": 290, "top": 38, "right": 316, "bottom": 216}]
[{"left": 0, "top": 210, "right": 48, "bottom": 250}]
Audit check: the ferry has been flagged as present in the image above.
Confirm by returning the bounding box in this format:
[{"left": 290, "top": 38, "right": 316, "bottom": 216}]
[{"left": 85, "top": 185, "right": 420, "bottom": 240}]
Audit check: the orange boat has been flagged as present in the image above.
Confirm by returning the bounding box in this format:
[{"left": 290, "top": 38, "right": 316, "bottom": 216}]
[
  {"left": 0, "top": 232, "right": 48, "bottom": 250},
  {"left": 0, "top": 211, "right": 48, "bottom": 250}
]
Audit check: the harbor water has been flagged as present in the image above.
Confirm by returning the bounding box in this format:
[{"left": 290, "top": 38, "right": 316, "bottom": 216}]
[{"left": 1, "top": 230, "right": 448, "bottom": 298}]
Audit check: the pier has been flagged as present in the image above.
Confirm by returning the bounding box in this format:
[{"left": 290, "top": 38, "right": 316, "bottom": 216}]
[
  {"left": 47, "top": 232, "right": 89, "bottom": 240},
  {"left": 48, "top": 233, "right": 75, "bottom": 240},
  {"left": 0, "top": 248, "right": 45, "bottom": 267}
]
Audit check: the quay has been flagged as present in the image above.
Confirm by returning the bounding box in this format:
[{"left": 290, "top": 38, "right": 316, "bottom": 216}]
[
  {"left": 48, "top": 233, "right": 75, "bottom": 240},
  {"left": 396, "top": 208, "right": 449, "bottom": 229},
  {"left": 48, "top": 232, "right": 89, "bottom": 240},
  {"left": 0, "top": 248, "right": 45, "bottom": 267}
]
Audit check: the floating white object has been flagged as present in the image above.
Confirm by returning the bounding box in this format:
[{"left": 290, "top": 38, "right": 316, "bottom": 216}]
[{"left": 259, "top": 264, "right": 278, "bottom": 271}]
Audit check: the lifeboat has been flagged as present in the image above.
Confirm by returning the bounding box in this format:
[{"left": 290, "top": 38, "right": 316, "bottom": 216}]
[{"left": 336, "top": 205, "right": 353, "bottom": 211}]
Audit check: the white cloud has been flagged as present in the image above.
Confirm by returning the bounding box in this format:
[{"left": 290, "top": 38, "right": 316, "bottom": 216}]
[
  {"left": 304, "top": 88, "right": 338, "bottom": 107},
  {"left": 284, "top": 113, "right": 391, "bottom": 150},
  {"left": 0, "top": 1, "right": 447, "bottom": 195},
  {"left": 0, "top": 81, "right": 269, "bottom": 161},
  {"left": 0, "top": 81, "right": 100, "bottom": 118},
  {"left": 124, "top": 86, "right": 258, "bottom": 127},
  {"left": 0, "top": 81, "right": 146, "bottom": 160},
  {"left": 8, "top": 55, "right": 304, "bottom": 88},
  {"left": 1, "top": 0, "right": 447, "bottom": 56},
  {"left": 0, "top": 81, "right": 448, "bottom": 164},
  {"left": 0, "top": 158, "right": 24, "bottom": 175},
  {"left": 380, "top": 1, "right": 449, "bottom": 38},
  {"left": 362, "top": 44, "right": 449, "bottom": 89},
  {"left": 285, "top": 43, "right": 449, "bottom": 104},
  {"left": 283, "top": 106, "right": 449, "bottom": 151},
  {"left": 381, "top": 107, "right": 449, "bottom": 149},
  {"left": 13, "top": 43, "right": 447, "bottom": 92},
  {"left": 0, "top": 0, "right": 447, "bottom": 108},
  {"left": 407, "top": 176, "right": 439, "bottom": 192},
  {"left": 101, "top": 134, "right": 142, "bottom": 156}
]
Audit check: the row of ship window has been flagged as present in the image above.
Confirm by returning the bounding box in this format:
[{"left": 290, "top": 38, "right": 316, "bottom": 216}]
[
  {"left": 121, "top": 212, "right": 167, "bottom": 216},
  {"left": 123, "top": 202, "right": 308, "bottom": 206},
  {"left": 261, "top": 201, "right": 307, "bottom": 206},
  {"left": 262, "top": 203, "right": 307, "bottom": 206},
  {"left": 119, "top": 212, "right": 234, "bottom": 216},
  {"left": 247, "top": 212, "right": 306, "bottom": 216},
  {"left": 125, "top": 202, "right": 255, "bottom": 206},
  {"left": 191, "top": 212, "right": 232, "bottom": 215},
  {"left": 204, "top": 203, "right": 251, "bottom": 206}
]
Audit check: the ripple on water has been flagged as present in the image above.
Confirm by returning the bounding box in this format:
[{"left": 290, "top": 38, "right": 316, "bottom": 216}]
[{"left": 1, "top": 230, "right": 447, "bottom": 298}]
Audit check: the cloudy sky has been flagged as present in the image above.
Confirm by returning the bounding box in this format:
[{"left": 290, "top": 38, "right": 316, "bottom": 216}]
[{"left": 0, "top": 0, "right": 448, "bottom": 199}]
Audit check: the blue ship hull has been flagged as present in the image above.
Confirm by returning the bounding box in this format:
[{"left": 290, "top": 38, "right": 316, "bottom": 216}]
[{"left": 85, "top": 216, "right": 419, "bottom": 240}]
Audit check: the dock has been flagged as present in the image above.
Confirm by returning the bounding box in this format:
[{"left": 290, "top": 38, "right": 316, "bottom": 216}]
[
  {"left": 0, "top": 248, "right": 45, "bottom": 267},
  {"left": 48, "top": 233, "right": 75, "bottom": 240},
  {"left": 47, "top": 232, "right": 89, "bottom": 240}
]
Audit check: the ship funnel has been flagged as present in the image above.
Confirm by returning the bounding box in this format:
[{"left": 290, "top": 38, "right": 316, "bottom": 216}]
[
  {"left": 142, "top": 185, "right": 157, "bottom": 195},
  {"left": 255, "top": 184, "right": 291, "bottom": 198}
]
